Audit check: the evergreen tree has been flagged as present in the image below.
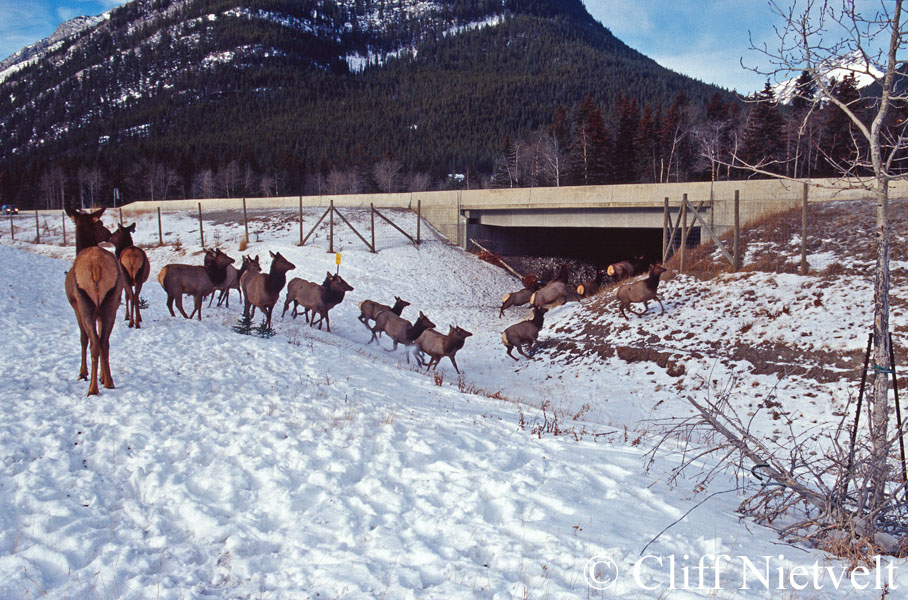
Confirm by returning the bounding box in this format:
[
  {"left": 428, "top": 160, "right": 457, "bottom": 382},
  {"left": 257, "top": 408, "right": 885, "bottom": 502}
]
[{"left": 739, "top": 82, "right": 786, "bottom": 175}]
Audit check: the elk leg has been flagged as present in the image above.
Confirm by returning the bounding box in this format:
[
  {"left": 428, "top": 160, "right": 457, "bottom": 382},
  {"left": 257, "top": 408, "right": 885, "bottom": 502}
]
[
  {"left": 79, "top": 328, "right": 89, "bottom": 380},
  {"left": 87, "top": 322, "right": 101, "bottom": 396},
  {"left": 174, "top": 294, "right": 191, "bottom": 319},
  {"left": 516, "top": 344, "right": 532, "bottom": 359},
  {"left": 656, "top": 296, "right": 665, "bottom": 314},
  {"left": 448, "top": 355, "right": 461, "bottom": 374},
  {"left": 133, "top": 281, "right": 144, "bottom": 328},
  {"left": 281, "top": 297, "right": 291, "bottom": 318},
  {"left": 506, "top": 346, "right": 519, "bottom": 361},
  {"left": 264, "top": 305, "right": 273, "bottom": 329},
  {"left": 324, "top": 313, "right": 331, "bottom": 332},
  {"left": 98, "top": 304, "right": 117, "bottom": 390}
]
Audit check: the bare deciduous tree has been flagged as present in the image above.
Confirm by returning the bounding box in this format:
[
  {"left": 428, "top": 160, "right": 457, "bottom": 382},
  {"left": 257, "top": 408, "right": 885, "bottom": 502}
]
[{"left": 373, "top": 157, "right": 403, "bottom": 193}]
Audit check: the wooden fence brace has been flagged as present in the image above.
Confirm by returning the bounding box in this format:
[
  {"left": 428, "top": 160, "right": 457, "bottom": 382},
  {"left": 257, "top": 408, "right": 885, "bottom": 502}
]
[
  {"left": 371, "top": 204, "right": 376, "bottom": 252},
  {"left": 298, "top": 196, "right": 303, "bottom": 246},
  {"left": 843, "top": 332, "right": 874, "bottom": 501},
  {"left": 35, "top": 210, "right": 40, "bottom": 244},
  {"left": 889, "top": 332, "right": 907, "bottom": 493},
  {"left": 801, "top": 182, "right": 808, "bottom": 276},
  {"left": 198, "top": 203, "right": 204, "bottom": 248},
  {"left": 683, "top": 197, "right": 733, "bottom": 265},
  {"left": 416, "top": 200, "right": 422, "bottom": 245},
  {"left": 664, "top": 198, "right": 684, "bottom": 261},
  {"left": 734, "top": 190, "right": 740, "bottom": 272},
  {"left": 329, "top": 200, "right": 335, "bottom": 253},
  {"left": 662, "top": 197, "right": 669, "bottom": 264},
  {"left": 243, "top": 197, "right": 249, "bottom": 245},
  {"left": 62, "top": 212, "right": 67, "bottom": 246},
  {"left": 373, "top": 206, "right": 417, "bottom": 246},
  {"left": 157, "top": 206, "right": 163, "bottom": 246},
  {"left": 332, "top": 205, "right": 375, "bottom": 253},
  {"left": 679, "top": 194, "right": 688, "bottom": 272},
  {"left": 300, "top": 205, "right": 332, "bottom": 246}
]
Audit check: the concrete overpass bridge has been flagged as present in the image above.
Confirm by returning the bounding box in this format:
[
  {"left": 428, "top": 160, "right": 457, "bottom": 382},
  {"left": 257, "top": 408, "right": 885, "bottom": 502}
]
[{"left": 122, "top": 178, "right": 897, "bottom": 265}]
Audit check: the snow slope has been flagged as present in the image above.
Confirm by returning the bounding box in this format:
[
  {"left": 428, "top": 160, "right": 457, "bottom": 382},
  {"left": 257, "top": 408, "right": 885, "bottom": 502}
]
[{"left": 0, "top": 208, "right": 904, "bottom": 598}]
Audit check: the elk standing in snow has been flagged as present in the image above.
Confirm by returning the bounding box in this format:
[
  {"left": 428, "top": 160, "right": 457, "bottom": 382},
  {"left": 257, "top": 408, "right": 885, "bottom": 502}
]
[
  {"left": 607, "top": 256, "right": 646, "bottom": 282},
  {"left": 159, "top": 248, "right": 235, "bottom": 320},
  {"left": 109, "top": 222, "right": 149, "bottom": 328},
  {"left": 64, "top": 206, "right": 124, "bottom": 395},
  {"left": 243, "top": 251, "right": 296, "bottom": 329},
  {"left": 616, "top": 264, "right": 666, "bottom": 319},
  {"left": 502, "top": 307, "right": 547, "bottom": 360}
]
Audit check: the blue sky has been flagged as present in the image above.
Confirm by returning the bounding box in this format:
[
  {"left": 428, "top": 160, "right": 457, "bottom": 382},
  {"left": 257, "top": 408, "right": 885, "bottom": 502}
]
[{"left": 0, "top": 0, "right": 776, "bottom": 93}]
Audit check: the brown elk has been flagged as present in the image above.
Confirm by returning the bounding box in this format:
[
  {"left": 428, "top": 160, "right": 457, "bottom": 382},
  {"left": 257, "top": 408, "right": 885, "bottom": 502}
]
[
  {"left": 502, "top": 306, "right": 547, "bottom": 360},
  {"left": 243, "top": 251, "right": 296, "bottom": 329},
  {"left": 158, "top": 248, "right": 235, "bottom": 320},
  {"left": 616, "top": 264, "right": 667, "bottom": 319},
  {"left": 607, "top": 256, "right": 645, "bottom": 282},
  {"left": 206, "top": 250, "right": 242, "bottom": 308},
  {"left": 530, "top": 264, "right": 570, "bottom": 309},
  {"left": 499, "top": 280, "right": 541, "bottom": 318},
  {"left": 358, "top": 296, "right": 410, "bottom": 331},
  {"left": 109, "top": 223, "right": 149, "bottom": 328},
  {"left": 576, "top": 270, "right": 605, "bottom": 298},
  {"left": 415, "top": 325, "right": 473, "bottom": 373},
  {"left": 238, "top": 255, "right": 262, "bottom": 316},
  {"left": 370, "top": 311, "right": 436, "bottom": 360},
  {"left": 282, "top": 272, "right": 354, "bottom": 332},
  {"left": 64, "top": 206, "right": 124, "bottom": 395}
]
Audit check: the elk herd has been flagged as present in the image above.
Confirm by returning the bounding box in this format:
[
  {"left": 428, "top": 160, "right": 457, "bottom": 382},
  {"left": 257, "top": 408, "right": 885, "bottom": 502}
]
[{"left": 64, "top": 208, "right": 667, "bottom": 395}]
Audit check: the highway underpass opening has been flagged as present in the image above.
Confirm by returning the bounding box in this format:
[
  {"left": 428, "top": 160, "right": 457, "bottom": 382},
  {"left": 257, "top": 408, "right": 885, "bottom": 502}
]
[{"left": 469, "top": 225, "right": 699, "bottom": 266}]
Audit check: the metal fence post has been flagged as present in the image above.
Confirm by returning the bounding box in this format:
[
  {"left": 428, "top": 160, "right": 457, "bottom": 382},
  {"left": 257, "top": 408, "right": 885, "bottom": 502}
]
[
  {"left": 35, "top": 210, "right": 40, "bottom": 244},
  {"left": 9, "top": 213, "right": 13, "bottom": 241},
  {"left": 62, "top": 211, "right": 67, "bottom": 246},
  {"left": 157, "top": 206, "right": 163, "bottom": 246},
  {"left": 298, "top": 196, "right": 303, "bottom": 246},
  {"left": 662, "top": 197, "right": 669, "bottom": 264},
  {"left": 680, "top": 193, "right": 688, "bottom": 272},
  {"left": 371, "top": 203, "right": 376, "bottom": 253},
  {"left": 243, "top": 197, "right": 249, "bottom": 245},
  {"left": 329, "top": 200, "right": 334, "bottom": 254},
  {"left": 417, "top": 199, "right": 422, "bottom": 245}
]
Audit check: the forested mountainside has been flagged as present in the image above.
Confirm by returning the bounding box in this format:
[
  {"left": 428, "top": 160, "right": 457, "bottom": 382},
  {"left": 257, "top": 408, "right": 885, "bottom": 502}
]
[{"left": 0, "top": 0, "right": 736, "bottom": 206}]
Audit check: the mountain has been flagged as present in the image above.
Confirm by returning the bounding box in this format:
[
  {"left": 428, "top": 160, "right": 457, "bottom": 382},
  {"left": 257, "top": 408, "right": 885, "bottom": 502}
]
[
  {"left": 771, "top": 50, "right": 885, "bottom": 103},
  {"left": 0, "top": 0, "right": 732, "bottom": 206}
]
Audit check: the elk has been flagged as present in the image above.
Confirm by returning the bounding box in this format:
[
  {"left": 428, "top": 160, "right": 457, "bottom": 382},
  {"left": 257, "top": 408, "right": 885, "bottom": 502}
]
[
  {"left": 370, "top": 311, "right": 435, "bottom": 361},
  {"left": 282, "top": 272, "right": 354, "bottom": 332},
  {"left": 499, "top": 280, "right": 541, "bottom": 318},
  {"left": 64, "top": 206, "right": 124, "bottom": 395},
  {"left": 576, "top": 270, "right": 605, "bottom": 298},
  {"left": 158, "top": 248, "right": 235, "bottom": 320},
  {"left": 109, "top": 222, "right": 150, "bottom": 328},
  {"left": 607, "top": 256, "right": 646, "bottom": 282},
  {"left": 616, "top": 264, "right": 667, "bottom": 319},
  {"left": 238, "top": 255, "right": 262, "bottom": 316},
  {"left": 206, "top": 249, "right": 242, "bottom": 308},
  {"left": 243, "top": 251, "right": 296, "bottom": 329},
  {"left": 502, "top": 306, "right": 547, "bottom": 360},
  {"left": 358, "top": 296, "right": 410, "bottom": 332},
  {"left": 530, "top": 263, "right": 570, "bottom": 309},
  {"left": 415, "top": 325, "right": 473, "bottom": 373}
]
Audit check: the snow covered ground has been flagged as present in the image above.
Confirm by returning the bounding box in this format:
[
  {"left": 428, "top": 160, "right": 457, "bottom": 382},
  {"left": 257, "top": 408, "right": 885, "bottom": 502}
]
[{"left": 0, "top": 207, "right": 905, "bottom": 598}]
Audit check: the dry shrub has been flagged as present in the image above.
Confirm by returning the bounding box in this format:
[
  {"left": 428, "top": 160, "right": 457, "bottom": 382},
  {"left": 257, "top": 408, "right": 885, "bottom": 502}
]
[{"left": 238, "top": 237, "right": 248, "bottom": 252}]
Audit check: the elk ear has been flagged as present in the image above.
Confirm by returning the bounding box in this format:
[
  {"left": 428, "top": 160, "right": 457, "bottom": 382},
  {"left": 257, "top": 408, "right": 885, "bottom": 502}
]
[
  {"left": 128, "top": 223, "right": 136, "bottom": 233},
  {"left": 64, "top": 205, "right": 77, "bottom": 218},
  {"left": 90, "top": 207, "right": 106, "bottom": 221}
]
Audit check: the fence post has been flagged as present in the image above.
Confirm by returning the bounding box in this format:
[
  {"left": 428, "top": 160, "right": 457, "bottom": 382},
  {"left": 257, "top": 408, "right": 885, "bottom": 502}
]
[
  {"left": 801, "top": 182, "right": 808, "bottom": 276},
  {"left": 733, "top": 190, "right": 740, "bottom": 272},
  {"left": 9, "top": 213, "right": 13, "bottom": 241},
  {"left": 329, "top": 200, "right": 334, "bottom": 254},
  {"left": 157, "top": 206, "right": 163, "bottom": 246},
  {"left": 298, "top": 196, "right": 303, "bottom": 246},
  {"left": 417, "top": 199, "right": 422, "bottom": 245},
  {"left": 680, "top": 193, "right": 688, "bottom": 272},
  {"left": 662, "top": 197, "right": 669, "bottom": 264},
  {"left": 35, "top": 210, "right": 40, "bottom": 244},
  {"left": 243, "top": 197, "right": 249, "bottom": 245},
  {"left": 371, "top": 203, "right": 376, "bottom": 253},
  {"left": 198, "top": 203, "right": 204, "bottom": 248},
  {"left": 119, "top": 208, "right": 123, "bottom": 226},
  {"left": 62, "top": 211, "right": 67, "bottom": 246}
]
